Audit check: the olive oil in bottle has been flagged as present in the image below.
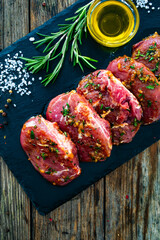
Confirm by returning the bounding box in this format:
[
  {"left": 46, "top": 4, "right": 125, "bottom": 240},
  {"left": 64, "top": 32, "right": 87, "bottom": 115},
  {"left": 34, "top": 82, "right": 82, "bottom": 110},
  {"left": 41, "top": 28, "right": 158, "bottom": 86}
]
[{"left": 88, "top": 0, "right": 138, "bottom": 47}]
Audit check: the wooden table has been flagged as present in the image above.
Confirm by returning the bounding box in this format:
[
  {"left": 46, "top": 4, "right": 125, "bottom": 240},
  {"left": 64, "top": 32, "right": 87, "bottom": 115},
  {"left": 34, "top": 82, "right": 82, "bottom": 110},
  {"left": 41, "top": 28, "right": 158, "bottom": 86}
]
[{"left": 0, "top": 1, "right": 160, "bottom": 239}]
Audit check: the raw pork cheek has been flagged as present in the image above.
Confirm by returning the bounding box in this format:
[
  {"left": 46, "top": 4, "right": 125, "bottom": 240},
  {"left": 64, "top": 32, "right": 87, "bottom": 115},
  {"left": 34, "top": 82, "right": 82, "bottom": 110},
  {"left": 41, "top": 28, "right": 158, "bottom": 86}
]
[
  {"left": 20, "top": 115, "right": 81, "bottom": 186},
  {"left": 132, "top": 32, "right": 160, "bottom": 80},
  {"left": 77, "top": 70, "right": 142, "bottom": 145},
  {"left": 46, "top": 91, "right": 112, "bottom": 162},
  {"left": 107, "top": 56, "right": 160, "bottom": 124}
]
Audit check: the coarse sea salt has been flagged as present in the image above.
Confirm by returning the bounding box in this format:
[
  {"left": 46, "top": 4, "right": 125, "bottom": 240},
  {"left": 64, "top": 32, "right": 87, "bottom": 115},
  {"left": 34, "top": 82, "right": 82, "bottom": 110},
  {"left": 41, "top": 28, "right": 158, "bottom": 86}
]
[
  {"left": 29, "top": 37, "right": 35, "bottom": 42},
  {"left": 132, "top": 0, "right": 160, "bottom": 12},
  {"left": 0, "top": 51, "right": 36, "bottom": 97}
]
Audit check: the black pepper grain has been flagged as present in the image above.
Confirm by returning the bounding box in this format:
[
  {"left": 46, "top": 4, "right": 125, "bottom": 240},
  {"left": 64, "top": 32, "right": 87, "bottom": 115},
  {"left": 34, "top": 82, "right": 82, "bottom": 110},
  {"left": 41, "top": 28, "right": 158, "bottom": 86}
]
[{"left": 2, "top": 112, "right": 7, "bottom": 117}]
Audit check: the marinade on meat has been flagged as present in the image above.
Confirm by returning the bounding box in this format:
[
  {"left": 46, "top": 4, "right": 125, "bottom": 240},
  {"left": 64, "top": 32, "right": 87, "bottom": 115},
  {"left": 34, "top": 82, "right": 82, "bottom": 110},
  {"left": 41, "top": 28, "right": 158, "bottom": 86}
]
[
  {"left": 20, "top": 115, "right": 81, "bottom": 186},
  {"left": 107, "top": 56, "right": 160, "bottom": 124},
  {"left": 46, "top": 90, "right": 112, "bottom": 162},
  {"left": 132, "top": 32, "right": 160, "bottom": 80},
  {"left": 77, "top": 70, "right": 142, "bottom": 145}
]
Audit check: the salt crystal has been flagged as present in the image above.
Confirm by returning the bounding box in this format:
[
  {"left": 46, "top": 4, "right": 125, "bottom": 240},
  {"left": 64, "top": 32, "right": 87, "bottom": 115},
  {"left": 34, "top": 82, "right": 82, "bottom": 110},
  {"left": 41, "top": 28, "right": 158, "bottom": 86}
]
[
  {"left": 133, "top": 0, "right": 157, "bottom": 12},
  {"left": 29, "top": 37, "right": 35, "bottom": 42},
  {"left": 0, "top": 51, "right": 41, "bottom": 97}
]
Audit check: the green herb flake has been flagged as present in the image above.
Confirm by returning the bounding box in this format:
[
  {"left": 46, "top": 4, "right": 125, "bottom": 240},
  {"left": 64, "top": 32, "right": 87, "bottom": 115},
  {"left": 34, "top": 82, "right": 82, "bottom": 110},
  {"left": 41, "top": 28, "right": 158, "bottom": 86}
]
[
  {"left": 146, "top": 85, "right": 155, "bottom": 89},
  {"left": 84, "top": 83, "right": 90, "bottom": 88},
  {"left": 41, "top": 152, "right": 46, "bottom": 160},
  {"left": 133, "top": 118, "right": 138, "bottom": 127},
  {"left": 55, "top": 149, "right": 59, "bottom": 154},
  {"left": 149, "top": 57, "right": 154, "bottom": 62},
  {"left": 66, "top": 103, "right": 70, "bottom": 108},
  {"left": 51, "top": 141, "right": 57, "bottom": 146},
  {"left": 100, "top": 104, "right": 103, "bottom": 110},
  {"left": 61, "top": 103, "right": 70, "bottom": 116},
  {"left": 37, "top": 156, "right": 40, "bottom": 159},
  {"left": 147, "top": 100, "right": 152, "bottom": 107},
  {"left": 64, "top": 132, "right": 67, "bottom": 137},
  {"left": 120, "top": 132, "right": 125, "bottom": 136},
  {"left": 30, "top": 130, "right": 35, "bottom": 139},
  {"left": 64, "top": 176, "right": 70, "bottom": 182},
  {"left": 89, "top": 99, "right": 93, "bottom": 103},
  {"left": 130, "top": 65, "right": 135, "bottom": 69}
]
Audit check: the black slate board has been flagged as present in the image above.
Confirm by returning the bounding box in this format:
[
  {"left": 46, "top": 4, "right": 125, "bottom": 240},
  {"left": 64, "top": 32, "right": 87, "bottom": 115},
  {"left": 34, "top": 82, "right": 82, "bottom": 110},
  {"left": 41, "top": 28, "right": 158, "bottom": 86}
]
[{"left": 0, "top": 0, "right": 160, "bottom": 215}]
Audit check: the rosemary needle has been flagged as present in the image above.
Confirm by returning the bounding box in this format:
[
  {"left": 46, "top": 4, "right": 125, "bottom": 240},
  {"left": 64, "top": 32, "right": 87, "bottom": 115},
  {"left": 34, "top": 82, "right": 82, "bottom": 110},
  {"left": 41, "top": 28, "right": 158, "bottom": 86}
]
[{"left": 21, "top": 0, "right": 97, "bottom": 86}]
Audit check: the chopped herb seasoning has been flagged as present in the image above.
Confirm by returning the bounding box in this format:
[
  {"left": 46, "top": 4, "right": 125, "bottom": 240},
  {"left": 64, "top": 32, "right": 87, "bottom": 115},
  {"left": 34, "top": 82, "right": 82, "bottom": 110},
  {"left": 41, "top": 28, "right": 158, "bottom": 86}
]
[
  {"left": 151, "top": 62, "right": 159, "bottom": 72},
  {"left": 147, "top": 100, "right": 152, "bottom": 107},
  {"left": 41, "top": 152, "right": 46, "bottom": 160},
  {"left": 30, "top": 130, "right": 35, "bottom": 139},
  {"left": 55, "top": 149, "right": 59, "bottom": 153},
  {"left": 64, "top": 176, "right": 70, "bottom": 182},
  {"left": 89, "top": 99, "right": 93, "bottom": 103},
  {"left": 130, "top": 65, "right": 135, "bottom": 69},
  {"left": 51, "top": 141, "right": 57, "bottom": 146},
  {"left": 61, "top": 103, "right": 70, "bottom": 116},
  {"left": 149, "top": 56, "right": 154, "bottom": 62},
  {"left": 120, "top": 132, "right": 125, "bottom": 136},
  {"left": 105, "top": 106, "right": 110, "bottom": 110},
  {"left": 84, "top": 83, "right": 90, "bottom": 88},
  {"left": 146, "top": 85, "right": 155, "bottom": 89},
  {"left": 100, "top": 104, "right": 103, "bottom": 110},
  {"left": 64, "top": 132, "right": 67, "bottom": 137},
  {"left": 37, "top": 156, "right": 40, "bottom": 159},
  {"left": 133, "top": 118, "right": 138, "bottom": 127},
  {"left": 135, "top": 50, "right": 145, "bottom": 59}
]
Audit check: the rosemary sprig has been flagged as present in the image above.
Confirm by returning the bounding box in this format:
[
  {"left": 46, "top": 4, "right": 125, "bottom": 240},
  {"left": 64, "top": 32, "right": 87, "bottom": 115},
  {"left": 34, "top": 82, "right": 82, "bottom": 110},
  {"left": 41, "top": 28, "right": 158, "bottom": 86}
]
[{"left": 21, "top": 0, "right": 97, "bottom": 86}]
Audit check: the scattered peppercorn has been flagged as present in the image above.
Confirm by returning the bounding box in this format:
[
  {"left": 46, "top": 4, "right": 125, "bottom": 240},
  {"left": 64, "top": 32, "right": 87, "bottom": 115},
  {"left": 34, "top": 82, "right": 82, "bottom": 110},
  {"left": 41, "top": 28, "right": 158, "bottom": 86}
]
[
  {"left": 4, "top": 104, "right": 9, "bottom": 108},
  {"left": 42, "top": 2, "right": 46, "bottom": 7},
  {"left": 0, "top": 110, "right": 3, "bottom": 113},
  {"left": 7, "top": 99, "right": 12, "bottom": 103},
  {"left": 2, "top": 112, "right": 7, "bottom": 117}
]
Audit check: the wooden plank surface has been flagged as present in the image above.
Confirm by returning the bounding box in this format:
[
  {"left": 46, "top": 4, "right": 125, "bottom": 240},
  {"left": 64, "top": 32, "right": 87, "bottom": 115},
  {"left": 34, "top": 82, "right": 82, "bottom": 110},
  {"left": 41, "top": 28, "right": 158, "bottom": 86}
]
[{"left": 0, "top": 1, "right": 160, "bottom": 240}]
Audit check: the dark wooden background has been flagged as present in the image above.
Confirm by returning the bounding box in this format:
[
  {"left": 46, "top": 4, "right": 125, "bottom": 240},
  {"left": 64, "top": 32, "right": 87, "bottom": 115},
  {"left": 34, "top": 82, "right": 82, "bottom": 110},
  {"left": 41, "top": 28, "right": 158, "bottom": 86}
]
[{"left": 0, "top": 0, "right": 160, "bottom": 239}]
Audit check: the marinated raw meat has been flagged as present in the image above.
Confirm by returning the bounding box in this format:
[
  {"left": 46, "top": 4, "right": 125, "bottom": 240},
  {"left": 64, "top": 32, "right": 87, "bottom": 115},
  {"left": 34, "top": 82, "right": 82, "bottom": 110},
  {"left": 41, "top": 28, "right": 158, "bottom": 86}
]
[
  {"left": 77, "top": 70, "right": 142, "bottom": 145},
  {"left": 20, "top": 115, "right": 81, "bottom": 186},
  {"left": 132, "top": 32, "right": 160, "bottom": 80},
  {"left": 107, "top": 56, "right": 160, "bottom": 124},
  {"left": 46, "top": 90, "right": 112, "bottom": 162}
]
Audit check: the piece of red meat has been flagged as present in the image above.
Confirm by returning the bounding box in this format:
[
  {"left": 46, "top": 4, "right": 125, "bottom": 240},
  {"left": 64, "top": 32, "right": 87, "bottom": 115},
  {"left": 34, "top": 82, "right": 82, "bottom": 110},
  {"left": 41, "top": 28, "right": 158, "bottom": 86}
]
[
  {"left": 20, "top": 115, "right": 81, "bottom": 186},
  {"left": 107, "top": 56, "right": 160, "bottom": 124},
  {"left": 77, "top": 70, "right": 142, "bottom": 145},
  {"left": 132, "top": 32, "right": 160, "bottom": 80},
  {"left": 46, "top": 90, "right": 112, "bottom": 162}
]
